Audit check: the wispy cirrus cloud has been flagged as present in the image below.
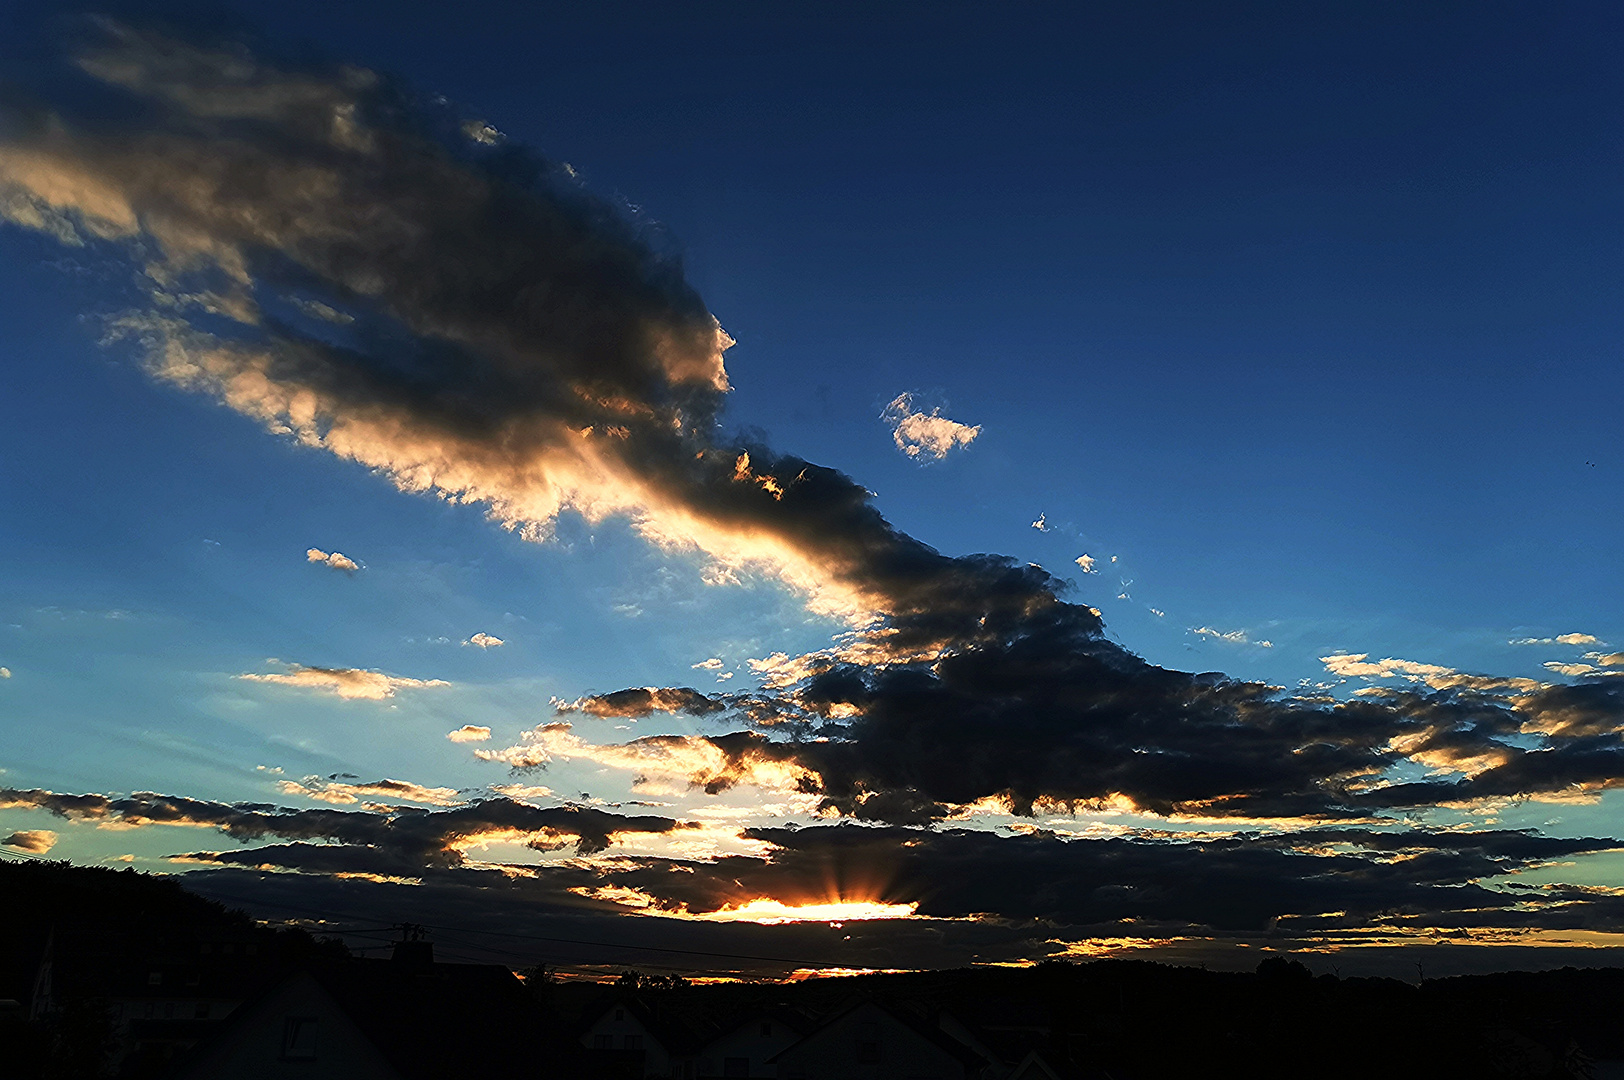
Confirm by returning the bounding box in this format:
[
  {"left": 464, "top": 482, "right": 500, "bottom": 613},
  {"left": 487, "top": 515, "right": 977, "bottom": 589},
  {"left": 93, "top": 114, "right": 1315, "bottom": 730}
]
[
  {"left": 881, "top": 393, "right": 981, "bottom": 461},
  {"left": 237, "top": 663, "right": 450, "bottom": 700},
  {"left": 1191, "top": 626, "right": 1272, "bottom": 648},
  {"left": 1511, "top": 633, "right": 1601, "bottom": 646}
]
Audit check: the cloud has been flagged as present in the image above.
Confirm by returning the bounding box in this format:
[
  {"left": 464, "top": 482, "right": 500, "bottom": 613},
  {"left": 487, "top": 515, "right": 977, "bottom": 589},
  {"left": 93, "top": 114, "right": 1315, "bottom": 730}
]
[
  {"left": 1192, "top": 626, "right": 1272, "bottom": 648},
  {"left": 1589, "top": 652, "right": 1624, "bottom": 667},
  {"left": 10, "top": 23, "right": 1624, "bottom": 843},
  {"left": 554, "top": 687, "right": 724, "bottom": 720},
  {"left": 0, "top": 785, "right": 688, "bottom": 858},
  {"left": 237, "top": 663, "right": 450, "bottom": 700},
  {"left": 478, "top": 723, "right": 814, "bottom": 797},
  {"left": 882, "top": 394, "right": 981, "bottom": 461},
  {"left": 1511, "top": 633, "right": 1601, "bottom": 646},
  {"left": 0, "top": 667, "right": 9, "bottom": 678},
  {"left": 306, "top": 547, "right": 361, "bottom": 572},
  {"left": 463, "top": 632, "right": 504, "bottom": 648},
  {"left": 447, "top": 725, "right": 492, "bottom": 743},
  {"left": 276, "top": 776, "right": 463, "bottom": 807},
  {"left": 1321, "top": 653, "right": 1453, "bottom": 681},
  {"left": 1074, "top": 555, "right": 1097, "bottom": 573},
  {"left": 1544, "top": 662, "right": 1613, "bottom": 678},
  {"left": 2, "top": 829, "right": 56, "bottom": 853},
  {"left": 692, "top": 658, "right": 724, "bottom": 670}
]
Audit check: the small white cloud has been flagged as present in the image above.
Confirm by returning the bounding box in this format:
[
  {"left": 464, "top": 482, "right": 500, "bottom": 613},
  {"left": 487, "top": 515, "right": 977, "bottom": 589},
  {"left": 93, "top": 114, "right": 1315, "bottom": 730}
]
[
  {"left": 238, "top": 664, "right": 449, "bottom": 700},
  {"left": 286, "top": 296, "right": 355, "bottom": 324},
  {"left": 882, "top": 393, "right": 981, "bottom": 461},
  {"left": 462, "top": 119, "right": 503, "bottom": 145},
  {"left": 463, "top": 632, "right": 504, "bottom": 648},
  {"left": 447, "top": 725, "right": 492, "bottom": 743},
  {"left": 1192, "top": 626, "right": 1272, "bottom": 648},
  {"left": 1032, "top": 513, "right": 1049, "bottom": 532},
  {"left": 717, "top": 672, "right": 734, "bottom": 681},
  {"left": 1149, "top": 608, "right": 1165, "bottom": 618},
  {"left": 1510, "top": 633, "right": 1601, "bottom": 646},
  {"left": 306, "top": 548, "right": 361, "bottom": 572},
  {"left": 1074, "top": 555, "right": 1097, "bottom": 573},
  {"left": 692, "top": 658, "right": 724, "bottom": 670},
  {"left": 0, "top": 667, "right": 10, "bottom": 679},
  {"left": 3, "top": 830, "right": 56, "bottom": 854}
]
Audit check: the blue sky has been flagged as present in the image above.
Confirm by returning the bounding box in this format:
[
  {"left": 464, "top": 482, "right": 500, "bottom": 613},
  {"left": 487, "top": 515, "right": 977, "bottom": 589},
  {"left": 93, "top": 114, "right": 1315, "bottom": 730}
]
[{"left": 1, "top": 4, "right": 1622, "bottom": 975}]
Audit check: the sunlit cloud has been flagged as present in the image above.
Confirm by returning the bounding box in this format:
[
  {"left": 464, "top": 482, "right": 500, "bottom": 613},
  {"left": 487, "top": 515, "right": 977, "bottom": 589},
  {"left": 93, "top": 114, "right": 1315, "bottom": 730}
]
[
  {"left": 476, "top": 722, "right": 815, "bottom": 796},
  {"left": 882, "top": 393, "right": 981, "bottom": 461},
  {"left": 446, "top": 725, "right": 492, "bottom": 743},
  {"left": 1511, "top": 633, "right": 1601, "bottom": 646},
  {"left": 1191, "top": 626, "right": 1272, "bottom": 648},
  {"left": 1074, "top": 554, "right": 1097, "bottom": 573},
  {"left": 2, "top": 829, "right": 56, "bottom": 853},
  {"left": 463, "top": 632, "right": 504, "bottom": 648},
  {"left": 276, "top": 776, "right": 463, "bottom": 807},
  {"left": 237, "top": 663, "right": 450, "bottom": 700},
  {"left": 306, "top": 547, "right": 361, "bottom": 572}
]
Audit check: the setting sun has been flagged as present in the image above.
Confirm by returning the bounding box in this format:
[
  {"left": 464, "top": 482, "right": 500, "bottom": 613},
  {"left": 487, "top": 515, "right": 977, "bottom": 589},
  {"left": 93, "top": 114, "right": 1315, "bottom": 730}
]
[{"left": 692, "top": 898, "right": 919, "bottom": 925}]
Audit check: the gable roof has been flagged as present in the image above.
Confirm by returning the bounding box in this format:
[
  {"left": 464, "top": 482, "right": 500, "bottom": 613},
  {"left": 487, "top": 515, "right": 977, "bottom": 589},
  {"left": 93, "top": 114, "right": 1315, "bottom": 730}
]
[
  {"left": 174, "top": 959, "right": 569, "bottom": 1079},
  {"left": 767, "top": 997, "right": 987, "bottom": 1071}
]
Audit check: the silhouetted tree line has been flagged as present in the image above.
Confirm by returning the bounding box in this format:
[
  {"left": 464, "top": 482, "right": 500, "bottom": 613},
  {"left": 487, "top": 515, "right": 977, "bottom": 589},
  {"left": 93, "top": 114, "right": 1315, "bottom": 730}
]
[{"left": 3, "top": 860, "right": 1620, "bottom": 1079}]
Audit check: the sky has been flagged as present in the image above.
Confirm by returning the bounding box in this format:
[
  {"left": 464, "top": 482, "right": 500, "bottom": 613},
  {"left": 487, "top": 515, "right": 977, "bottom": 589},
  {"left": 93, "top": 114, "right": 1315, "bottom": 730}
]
[{"left": 1, "top": 2, "right": 1623, "bottom": 979}]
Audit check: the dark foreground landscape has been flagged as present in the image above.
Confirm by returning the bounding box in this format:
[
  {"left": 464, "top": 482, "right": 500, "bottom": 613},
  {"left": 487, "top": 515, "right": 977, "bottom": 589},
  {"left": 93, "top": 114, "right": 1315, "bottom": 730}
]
[{"left": 4, "top": 860, "right": 1622, "bottom": 1080}]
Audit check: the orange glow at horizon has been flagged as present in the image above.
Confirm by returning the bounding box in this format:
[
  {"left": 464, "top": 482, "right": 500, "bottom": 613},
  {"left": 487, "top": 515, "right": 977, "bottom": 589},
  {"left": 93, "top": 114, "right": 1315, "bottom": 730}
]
[{"left": 691, "top": 897, "right": 919, "bottom": 925}]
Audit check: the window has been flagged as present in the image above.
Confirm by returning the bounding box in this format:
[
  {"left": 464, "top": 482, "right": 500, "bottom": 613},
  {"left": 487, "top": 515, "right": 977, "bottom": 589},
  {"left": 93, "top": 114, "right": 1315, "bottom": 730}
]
[
  {"left": 625, "top": 1034, "right": 643, "bottom": 1050},
  {"left": 614, "top": 1008, "right": 625, "bottom": 1021},
  {"left": 163, "top": 1002, "right": 175, "bottom": 1018},
  {"left": 282, "top": 1016, "right": 318, "bottom": 1060},
  {"left": 594, "top": 1035, "right": 612, "bottom": 1050},
  {"left": 194, "top": 1002, "right": 209, "bottom": 1019},
  {"left": 761, "top": 1021, "right": 773, "bottom": 1036},
  {"left": 724, "top": 1057, "right": 749, "bottom": 1077}
]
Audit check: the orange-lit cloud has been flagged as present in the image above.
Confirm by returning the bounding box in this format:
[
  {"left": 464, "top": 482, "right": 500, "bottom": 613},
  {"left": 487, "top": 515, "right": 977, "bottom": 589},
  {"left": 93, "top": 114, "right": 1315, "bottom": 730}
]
[
  {"left": 476, "top": 722, "right": 815, "bottom": 796},
  {"left": 306, "top": 547, "right": 360, "bottom": 572},
  {"left": 447, "top": 725, "right": 492, "bottom": 743},
  {"left": 2, "top": 829, "right": 56, "bottom": 853},
  {"left": 276, "top": 776, "right": 463, "bottom": 807},
  {"left": 237, "top": 663, "right": 450, "bottom": 700}
]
